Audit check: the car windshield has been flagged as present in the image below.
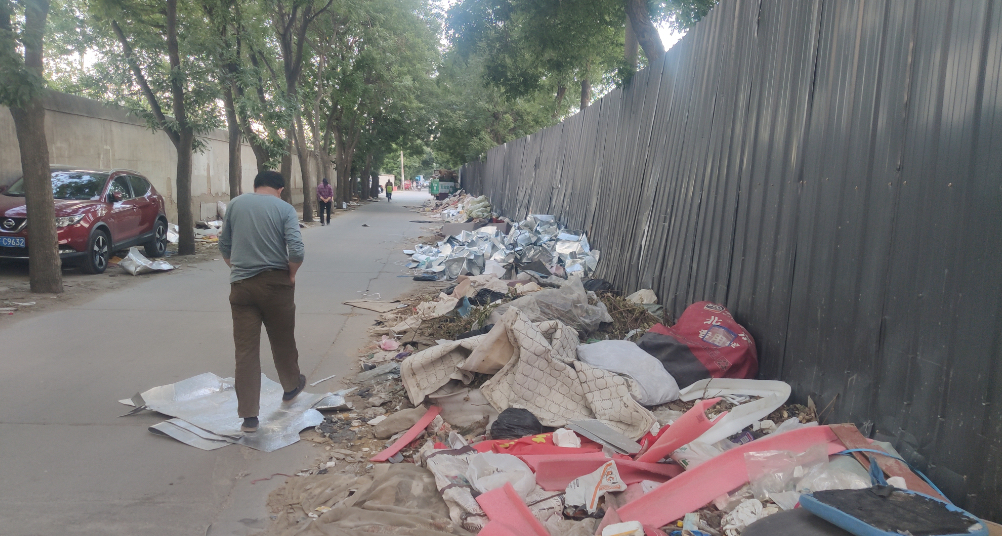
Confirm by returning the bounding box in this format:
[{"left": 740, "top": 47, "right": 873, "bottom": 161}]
[{"left": 4, "top": 172, "right": 110, "bottom": 200}]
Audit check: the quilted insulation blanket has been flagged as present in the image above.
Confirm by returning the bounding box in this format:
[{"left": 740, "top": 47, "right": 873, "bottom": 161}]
[{"left": 401, "top": 307, "right": 655, "bottom": 440}]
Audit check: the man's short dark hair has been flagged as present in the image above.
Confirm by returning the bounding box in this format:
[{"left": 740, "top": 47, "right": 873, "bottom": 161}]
[{"left": 254, "top": 170, "right": 285, "bottom": 190}]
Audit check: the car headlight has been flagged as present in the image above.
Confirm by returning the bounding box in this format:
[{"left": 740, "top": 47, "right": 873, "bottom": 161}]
[{"left": 56, "top": 215, "right": 84, "bottom": 228}]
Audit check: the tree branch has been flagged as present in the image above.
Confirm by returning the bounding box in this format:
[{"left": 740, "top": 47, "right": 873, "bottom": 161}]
[
  {"left": 625, "top": 0, "right": 665, "bottom": 64},
  {"left": 165, "top": 0, "right": 188, "bottom": 131},
  {"left": 110, "top": 19, "right": 178, "bottom": 145}
]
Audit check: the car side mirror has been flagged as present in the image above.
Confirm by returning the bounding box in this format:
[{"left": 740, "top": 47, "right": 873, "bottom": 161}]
[{"left": 110, "top": 191, "right": 123, "bottom": 202}]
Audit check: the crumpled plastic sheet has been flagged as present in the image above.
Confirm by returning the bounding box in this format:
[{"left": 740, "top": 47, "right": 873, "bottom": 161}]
[
  {"left": 119, "top": 247, "right": 173, "bottom": 275},
  {"left": 407, "top": 211, "right": 601, "bottom": 280},
  {"left": 424, "top": 447, "right": 563, "bottom": 533},
  {"left": 489, "top": 277, "right": 613, "bottom": 335},
  {"left": 267, "top": 463, "right": 474, "bottom": 536},
  {"left": 125, "top": 372, "right": 328, "bottom": 452},
  {"left": 465, "top": 196, "right": 491, "bottom": 219}
]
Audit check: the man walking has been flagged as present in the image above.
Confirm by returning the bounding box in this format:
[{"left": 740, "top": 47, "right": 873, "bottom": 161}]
[
  {"left": 317, "top": 178, "right": 333, "bottom": 225},
  {"left": 385, "top": 180, "right": 393, "bottom": 202},
  {"left": 219, "top": 170, "right": 306, "bottom": 433}
]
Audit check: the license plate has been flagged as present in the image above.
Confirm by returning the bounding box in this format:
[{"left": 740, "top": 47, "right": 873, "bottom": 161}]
[{"left": 0, "top": 237, "right": 25, "bottom": 247}]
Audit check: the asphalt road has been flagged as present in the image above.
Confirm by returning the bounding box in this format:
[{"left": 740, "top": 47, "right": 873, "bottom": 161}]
[{"left": 0, "top": 189, "right": 434, "bottom": 536}]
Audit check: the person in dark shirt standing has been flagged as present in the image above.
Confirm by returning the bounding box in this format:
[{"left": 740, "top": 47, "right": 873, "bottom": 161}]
[
  {"left": 218, "top": 170, "right": 306, "bottom": 433},
  {"left": 316, "top": 178, "right": 333, "bottom": 225}
]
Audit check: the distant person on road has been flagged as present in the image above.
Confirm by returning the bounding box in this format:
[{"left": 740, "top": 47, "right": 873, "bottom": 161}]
[
  {"left": 385, "top": 180, "right": 393, "bottom": 202},
  {"left": 218, "top": 170, "right": 306, "bottom": 433},
  {"left": 316, "top": 178, "right": 333, "bottom": 225}
]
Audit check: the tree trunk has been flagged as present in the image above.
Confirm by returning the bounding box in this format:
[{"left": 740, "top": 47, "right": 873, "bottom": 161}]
[
  {"left": 580, "top": 78, "right": 591, "bottom": 109},
  {"left": 553, "top": 85, "right": 567, "bottom": 118},
  {"left": 6, "top": 0, "right": 61, "bottom": 293},
  {"left": 10, "top": 100, "right": 62, "bottom": 293},
  {"left": 360, "top": 153, "right": 373, "bottom": 201},
  {"left": 175, "top": 128, "right": 196, "bottom": 255},
  {"left": 244, "top": 127, "right": 270, "bottom": 171},
  {"left": 625, "top": 0, "right": 665, "bottom": 64},
  {"left": 223, "top": 84, "right": 242, "bottom": 199},
  {"left": 294, "top": 113, "right": 314, "bottom": 221},
  {"left": 625, "top": 17, "right": 639, "bottom": 68},
  {"left": 280, "top": 132, "right": 293, "bottom": 204},
  {"left": 333, "top": 129, "right": 347, "bottom": 206}
]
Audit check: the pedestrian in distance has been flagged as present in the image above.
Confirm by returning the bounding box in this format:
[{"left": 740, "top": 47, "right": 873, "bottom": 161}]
[
  {"left": 385, "top": 180, "right": 393, "bottom": 202},
  {"left": 218, "top": 170, "right": 306, "bottom": 433},
  {"left": 317, "top": 178, "right": 333, "bottom": 225}
]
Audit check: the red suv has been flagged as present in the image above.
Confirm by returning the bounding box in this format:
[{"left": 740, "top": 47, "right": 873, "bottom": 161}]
[{"left": 0, "top": 167, "right": 169, "bottom": 274}]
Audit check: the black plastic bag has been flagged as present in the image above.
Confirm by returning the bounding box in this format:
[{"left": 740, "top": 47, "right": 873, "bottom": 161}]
[
  {"left": 583, "top": 278, "right": 613, "bottom": 292},
  {"left": 457, "top": 324, "right": 494, "bottom": 340},
  {"left": 490, "top": 408, "right": 545, "bottom": 439},
  {"left": 470, "top": 288, "right": 507, "bottom": 306}
]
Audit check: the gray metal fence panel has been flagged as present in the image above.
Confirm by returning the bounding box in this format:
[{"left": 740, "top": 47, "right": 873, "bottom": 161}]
[{"left": 458, "top": 0, "right": 1001, "bottom": 518}]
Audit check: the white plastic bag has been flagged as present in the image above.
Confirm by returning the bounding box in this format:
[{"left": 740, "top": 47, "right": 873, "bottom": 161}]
[
  {"left": 576, "top": 340, "right": 680, "bottom": 405},
  {"left": 119, "top": 247, "right": 173, "bottom": 275},
  {"left": 745, "top": 445, "right": 829, "bottom": 502},
  {"left": 565, "top": 460, "right": 626, "bottom": 513},
  {"left": 678, "top": 378, "right": 791, "bottom": 445},
  {"left": 465, "top": 452, "right": 536, "bottom": 498}
]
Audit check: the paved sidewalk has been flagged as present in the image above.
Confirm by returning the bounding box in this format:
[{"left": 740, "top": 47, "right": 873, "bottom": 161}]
[{"left": 0, "top": 190, "right": 433, "bottom": 536}]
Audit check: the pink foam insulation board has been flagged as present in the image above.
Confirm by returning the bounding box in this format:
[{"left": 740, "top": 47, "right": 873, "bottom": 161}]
[
  {"left": 636, "top": 398, "right": 724, "bottom": 463},
  {"left": 519, "top": 453, "right": 609, "bottom": 472},
  {"left": 618, "top": 426, "right": 846, "bottom": 527},
  {"left": 535, "top": 458, "right": 683, "bottom": 491},
  {"left": 476, "top": 482, "right": 549, "bottom": 536},
  {"left": 369, "top": 406, "right": 441, "bottom": 462}
]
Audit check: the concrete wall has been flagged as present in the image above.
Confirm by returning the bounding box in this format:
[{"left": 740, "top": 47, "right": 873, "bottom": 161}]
[{"left": 0, "top": 91, "right": 305, "bottom": 222}]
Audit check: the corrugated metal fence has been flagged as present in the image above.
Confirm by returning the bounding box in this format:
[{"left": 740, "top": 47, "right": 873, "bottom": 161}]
[{"left": 460, "top": 0, "right": 1002, "bottom": 520}]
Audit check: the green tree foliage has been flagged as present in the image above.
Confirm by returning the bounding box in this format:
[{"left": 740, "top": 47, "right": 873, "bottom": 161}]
[
  {"left": 88, "top": 0, "right": 222, "bottom": 254},
  {"left": 304, "top": 0, "right": 440, "bottom": 203},
  {"left": 432, "top": 51, "right": 561, "bottom": 169},
  {"left": 663, "top": 0, "right": 718, "bottom": 32},
  {"left": 448, "top": 0, "right": 626, "bottom": 108}
]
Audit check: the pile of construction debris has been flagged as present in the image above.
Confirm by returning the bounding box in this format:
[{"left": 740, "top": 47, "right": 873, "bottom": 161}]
[
  {"left": 405, "top": 191, "right": 600, "bottom": 279},
  {"left": 257, "top": 192, "right": 986, "bottom": 536}
]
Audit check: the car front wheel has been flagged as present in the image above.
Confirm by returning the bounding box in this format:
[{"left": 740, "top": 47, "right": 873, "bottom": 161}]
[
  {"left": 81, "top": 230, "right": 110, "bottom": 274},
  {"left": 144, "top": 219, "right": 167, "bottom": 258}
]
